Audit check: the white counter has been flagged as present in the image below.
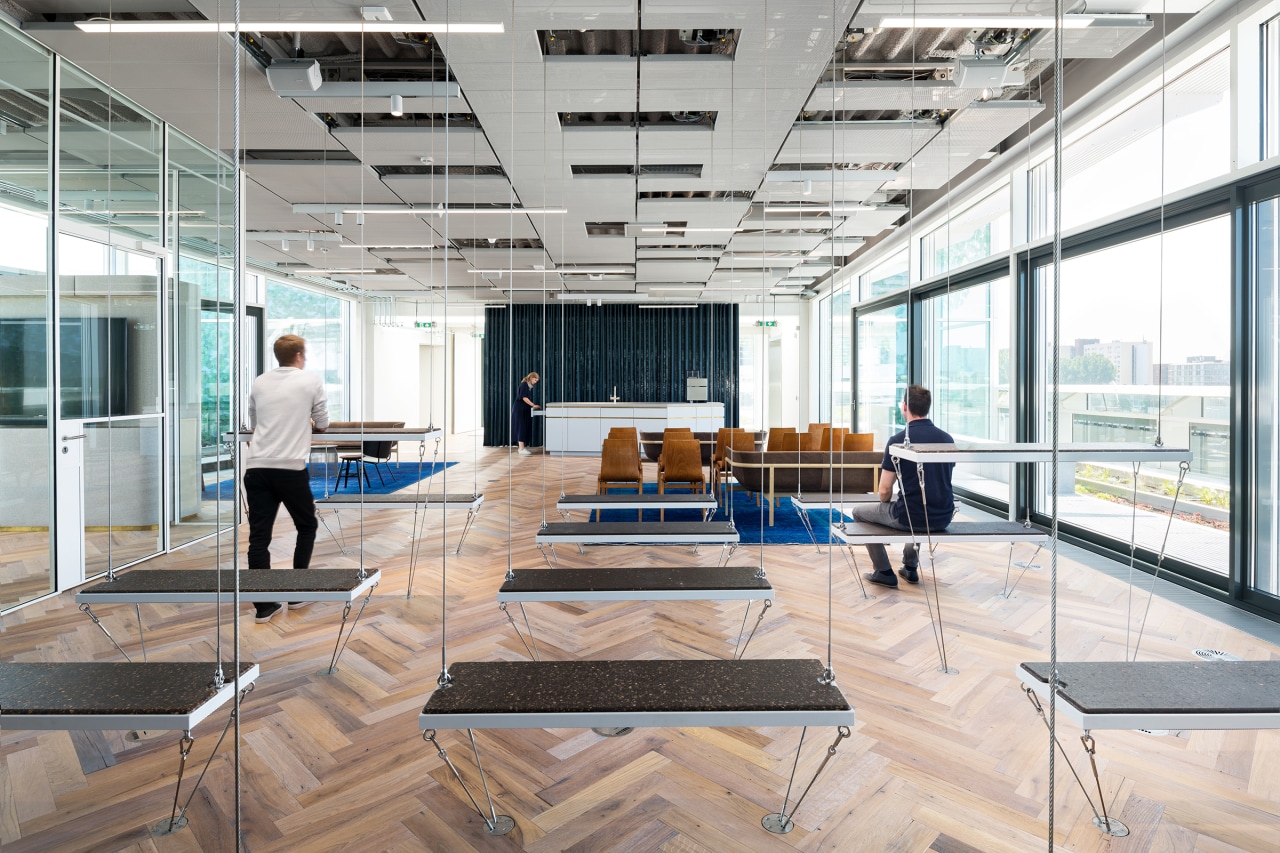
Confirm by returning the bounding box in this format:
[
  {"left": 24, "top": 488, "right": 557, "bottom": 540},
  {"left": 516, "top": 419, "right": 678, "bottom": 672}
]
[{"left": 543, "top": 402, "right": 725, "bottom": 455}]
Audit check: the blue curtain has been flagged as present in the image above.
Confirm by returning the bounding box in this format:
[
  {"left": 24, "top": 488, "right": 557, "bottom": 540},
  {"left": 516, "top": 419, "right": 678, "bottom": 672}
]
[{"left": 483, "top": 303, "right": 739, "bottom": 446}]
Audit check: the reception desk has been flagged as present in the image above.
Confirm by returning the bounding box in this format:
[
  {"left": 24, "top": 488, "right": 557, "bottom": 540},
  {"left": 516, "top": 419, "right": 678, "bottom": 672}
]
[{"left": 544, "top": 402, "right": 725, "bottom": 455}]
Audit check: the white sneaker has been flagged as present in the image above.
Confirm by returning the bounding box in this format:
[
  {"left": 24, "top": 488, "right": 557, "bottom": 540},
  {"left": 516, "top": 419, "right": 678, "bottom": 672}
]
[{"left": 518, "top": 448, "right": 532, "bottom": 455}]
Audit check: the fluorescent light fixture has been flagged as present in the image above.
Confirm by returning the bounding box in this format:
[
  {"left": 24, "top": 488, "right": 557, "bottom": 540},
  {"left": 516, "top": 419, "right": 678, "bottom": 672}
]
[
  {"left": 763, "top": 204, "right": 875, "bottom": 214},
  {"left": 555, "top": 292, "right": 649, "bottom": 302},
  {"left": 75, "top": 20, "right": 505, "bottom": 34},
  {"left": 877, "top": 14, "right": 1148, "bottom": 29},
  {"left": 467, "top": 266, "right": 632, "bottom": 275},
  {"left": 639, "top": 226, "right": 744, "bottom": 233},
  {"left": 389, "top": 94, "right": 404, "bottom": 116},
  {"left": 248, "top": 231, "right": 343, "bottom": 242},
  {"left": 292, "top": 203, "right": 567, "bottom": 215},
  {"left": 285, "top": 267, "right": 391, "bottom": 274},
  {"left": 638, "top": 304, "right": 698, "bottom": 309}
]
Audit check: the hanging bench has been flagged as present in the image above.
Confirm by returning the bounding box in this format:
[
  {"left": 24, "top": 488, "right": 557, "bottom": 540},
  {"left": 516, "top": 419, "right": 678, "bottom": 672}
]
[
  {"left": 534, "top": 521, "right": 740, "bottom": 567},
  {"left": 832, "top": 519, "right": 1049, "bottom": 599},
  {"left": 75, "top": 569, "right": 379, "bottom": 674},
  {"left": 416, "top": 658, "right": 854, "bottom": 837},
  {"left": 1017, "top": 660, "right": 1280, "bottom": 838},
  {"left": 419, "top": 658, "right": 852, "bottom": 728},
  {"left": 1018, "top": 660, "right": 1280, "bottom": 731},
  {"left": 496, "top": 567, "right": 773, "bottom": 661},
  {"left": 790, "top": 493, "right": 879, "bottom": 552},
  {"left": 0, "top": 661, "right": 258, "bottom": 835},
  {"left": 316, "top": 493, "right": 484, "bottom": 555},
  {"left": 887, "top": 441, "right": 1194, "bottom": 464},
  {"left": 555, "top": 492, "right": 718, "bottom": 522}
]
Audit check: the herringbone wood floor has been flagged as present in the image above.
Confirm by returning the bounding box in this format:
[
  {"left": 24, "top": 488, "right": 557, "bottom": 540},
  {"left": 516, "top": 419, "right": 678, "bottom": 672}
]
[{"left": 2, "top": 445, "right": 1278, "bottom": 852}]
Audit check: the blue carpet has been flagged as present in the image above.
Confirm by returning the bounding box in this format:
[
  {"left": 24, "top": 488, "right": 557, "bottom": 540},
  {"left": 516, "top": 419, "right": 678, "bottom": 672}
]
[
  {"left": 594, "top": 484, "right": 846, "bottom": 546},
  {"left": 213, "top": 461, "right": 457, "bottom": 501}
]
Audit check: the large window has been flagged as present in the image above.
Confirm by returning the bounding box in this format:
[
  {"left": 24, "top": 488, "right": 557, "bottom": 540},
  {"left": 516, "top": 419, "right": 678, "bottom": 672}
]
[
  {"left": 1036, "top": 215, "right": 1231, "bottom": 575},
  {"left": 921, "top": 187, "right": 1011, "bottom": 279},
  {"left": 922, "top": 278, "right": 1011, "bottom": 502},
  {"left": 859, "top": 249, "right": 909, "bottom": 300},
  {"left": 855, "top": 302, "right": 906, "bottom": 445},
  {"left": 1253, "top": 192, "right": 1279, "bottom": 600},
  {"left": 1032, "top": 48, "right": 1231, "bottom": 237},
  {"left": 266, "top": 279, "right": 350, "bottom": 419},
  {"left": 816, "top": 290, "right": 852, "bottom": 426},
  {"left": 1265, "top": 13, "right": 1279, "bottom": 160}
]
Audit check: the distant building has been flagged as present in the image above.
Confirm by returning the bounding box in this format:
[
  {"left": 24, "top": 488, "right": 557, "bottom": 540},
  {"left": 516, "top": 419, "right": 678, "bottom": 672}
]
[
  {"left": 1158, "top": 356, "right": 1230, "bottom": 386},
  {"left": 1083, "top": 340, "right": 1153, "bottom": 385}
]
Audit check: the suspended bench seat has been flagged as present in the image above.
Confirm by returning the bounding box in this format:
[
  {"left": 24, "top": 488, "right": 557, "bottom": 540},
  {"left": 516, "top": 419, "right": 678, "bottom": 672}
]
[
  {"left": 555, "top": 492, "right": 717, "bottom": 522},
  {"left": 497, "top": 566, "right": 771, "bottom": 602},
  {"left": 888, "top": 441, "right": 1193, "bottom": 464},
  {"left": 790, "top": 493, "right": 879, "bottom": 551},
  {"left": 534, "top": 521, "right": 739, "bottom": 567},
  {"left": 316, "top": 492, "right": 485, "bottom": 555},
  {"left": 832, "top": 520, "right": 1051, "bottom": 602},
  {"left": 416, "top": 658, "right": 854, "bottom": 837},
  {"left": 497, "top": 567, "right": 774, "bottom": 660},
  {"left": 75, "top": 569, "right": 379, "bottom": 674},
  {"left": 1, "top": 661, "right": 257, "bottom": 835},
  {"left": 0, "top": 661, "right": 257, "bottom": 731},
  {"left": 420, "top": 658, "right": 852, "bottom": 729},
  {"left": 233, "top": 426, "right": 444, "bottom": 444},
  {"left": 1018, "top": 660, "right": 1280, "bottom": 731},
  {"left": 831, "top": 519, "right": 1049, "bottom": 546}
]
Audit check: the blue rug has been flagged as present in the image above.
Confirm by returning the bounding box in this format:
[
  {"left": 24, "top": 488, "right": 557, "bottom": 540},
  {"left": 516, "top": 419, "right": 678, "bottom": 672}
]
[
  {"left": 594, "top": 484, "right": 847, "bottom": 546},
  {"left": 213, "top": 461, "right": 457, "bottom": 501}
]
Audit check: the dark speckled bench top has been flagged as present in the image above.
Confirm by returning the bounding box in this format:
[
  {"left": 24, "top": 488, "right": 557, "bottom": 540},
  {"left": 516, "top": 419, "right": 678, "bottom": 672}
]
[
  {"left": 317, "top": 493, "right": 481, "bottom": 506},
  {"left": 498, "top": 567, "right": 771, "bottom": 601},
  {"left": 1, "top": 662, "right": 257, "bottom": 729},
  {"left": 557, "top": 494, "right": 716, "bottom": 507},
  {"left": 834, "top": 520, "right": 1048, "bottom": 543},
  {"left": 76, "top": 569, "right": 379, "bottom": 603},
  {"left": 420, "top": 659, "right": 853, "bottom": 729},
  {"left": 1021, "top": 661, "right": 1280, "bottom": 716},
  {"left": 536, "top": 522, "right": 739, "bottom": 543}
]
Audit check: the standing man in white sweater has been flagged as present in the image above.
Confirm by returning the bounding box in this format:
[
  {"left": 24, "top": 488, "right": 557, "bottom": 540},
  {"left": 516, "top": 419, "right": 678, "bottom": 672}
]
[{"left": 245, "top": 334, "right": 329, "bottom": 623}]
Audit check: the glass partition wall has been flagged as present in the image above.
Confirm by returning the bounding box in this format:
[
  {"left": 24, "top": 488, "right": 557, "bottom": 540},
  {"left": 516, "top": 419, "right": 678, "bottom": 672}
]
[
  {"left": 0, "top": 30, "right": 54, "bottom": 610},
  {"left": 0, "top": 32, "right": 238, "bottom": 612}
]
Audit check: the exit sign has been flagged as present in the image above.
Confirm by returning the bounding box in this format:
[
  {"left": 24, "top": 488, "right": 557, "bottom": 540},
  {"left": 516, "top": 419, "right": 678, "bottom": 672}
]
[
  {"left": 755, "top": 320, "right": 777, "bottom": 327},
  {"left": 414, "top": 321, "right": 436, "bottom": 328}
]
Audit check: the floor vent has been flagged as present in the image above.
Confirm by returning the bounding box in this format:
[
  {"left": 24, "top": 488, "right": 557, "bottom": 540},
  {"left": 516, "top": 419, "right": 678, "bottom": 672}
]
[{"left": 1192, "top": 648, "right": 1242, "bottom": 661}]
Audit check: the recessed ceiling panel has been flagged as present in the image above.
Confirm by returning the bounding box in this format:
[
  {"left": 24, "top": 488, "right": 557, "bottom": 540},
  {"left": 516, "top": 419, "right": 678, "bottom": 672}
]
[
  {"left": 776, "top": 120, "right": 939, "bottom": 163},
  {"left": 636, "top": 259, "right": 718, "bottom": 282},
  {"left": 805, "top": 81, "right": 987, "bottom": 113},
  {"left": 331, "top": 126, "right": 498, "bottom": 166},
  {"left": 382, "top": 174, "right": 518, "bottom": 204},
  {"left": 882, "top": 100, "right": 1044, "bottom": 191}
]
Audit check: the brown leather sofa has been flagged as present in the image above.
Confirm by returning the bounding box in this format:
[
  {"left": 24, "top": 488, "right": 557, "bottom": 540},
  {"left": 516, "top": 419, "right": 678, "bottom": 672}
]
[{"left": 726, "top": 448, "right": 881, "bottom": 524}]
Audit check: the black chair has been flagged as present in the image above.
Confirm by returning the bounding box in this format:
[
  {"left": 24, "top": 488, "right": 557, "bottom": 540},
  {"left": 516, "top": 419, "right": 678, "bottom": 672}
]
[{"left": 337, "top": 440, "right": 395, "bottom": 489}]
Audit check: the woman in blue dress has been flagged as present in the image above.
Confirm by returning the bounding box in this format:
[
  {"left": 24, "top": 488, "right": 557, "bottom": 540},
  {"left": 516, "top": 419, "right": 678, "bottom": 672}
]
[{"left": 511, "top": 371, "right": 540, "bottom": 455}]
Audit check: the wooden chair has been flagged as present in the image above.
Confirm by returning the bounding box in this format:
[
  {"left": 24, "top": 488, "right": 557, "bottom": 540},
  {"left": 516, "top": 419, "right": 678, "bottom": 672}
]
[
  {"left": 657, "top": 428, "right": 695, "bottom": 475},
  {"left": 607, "top": 427, "right": 642, "bottom": 477},
  {"left": 800, "top": 423, "right": 831, "bottom": 451},
  {"left": 657, "top": 439, "right": 705, "bottom": 520},
  {"left": 776, "top": 431, "right": 801, "bottom": 452},
  {"left": 597, "top": 438, "right": 644, "bottom": 520},
  {"left": 843, "top": 432, "right": 875, "bottom": 452},
  {"left": 818, "top": 427, "right": 849, "bottom": 452},
  {"left": 717, "top": 430, "right": 759, "bottom": 504},
  {"left": 709, "top": 427, "right": 744, "bottom": 495},
  {"left": 766, "top": 427, "right": 797, "bottom": 451}
]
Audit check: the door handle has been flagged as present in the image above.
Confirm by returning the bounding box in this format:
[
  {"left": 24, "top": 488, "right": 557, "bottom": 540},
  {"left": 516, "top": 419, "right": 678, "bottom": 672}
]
[{"left": 61, "top": 434, "right": 87, "bottom": 441}]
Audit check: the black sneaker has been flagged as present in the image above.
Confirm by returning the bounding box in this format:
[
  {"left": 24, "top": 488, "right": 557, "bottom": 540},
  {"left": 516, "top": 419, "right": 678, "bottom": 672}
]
[
  {"left": 864, "top": 570, "right": 898, "bottom": 588},
  {"left": 898, "top": 567, "right": 920, "bottom": 585},
  {"left": 254, "top": 602, "right": 285, "bottom": 623}
]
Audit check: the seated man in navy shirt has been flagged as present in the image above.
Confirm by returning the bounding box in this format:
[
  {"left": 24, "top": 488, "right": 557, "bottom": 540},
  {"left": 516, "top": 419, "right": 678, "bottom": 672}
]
[{"left": 850, "top": 385, "right": 955, "bottom": 588}]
